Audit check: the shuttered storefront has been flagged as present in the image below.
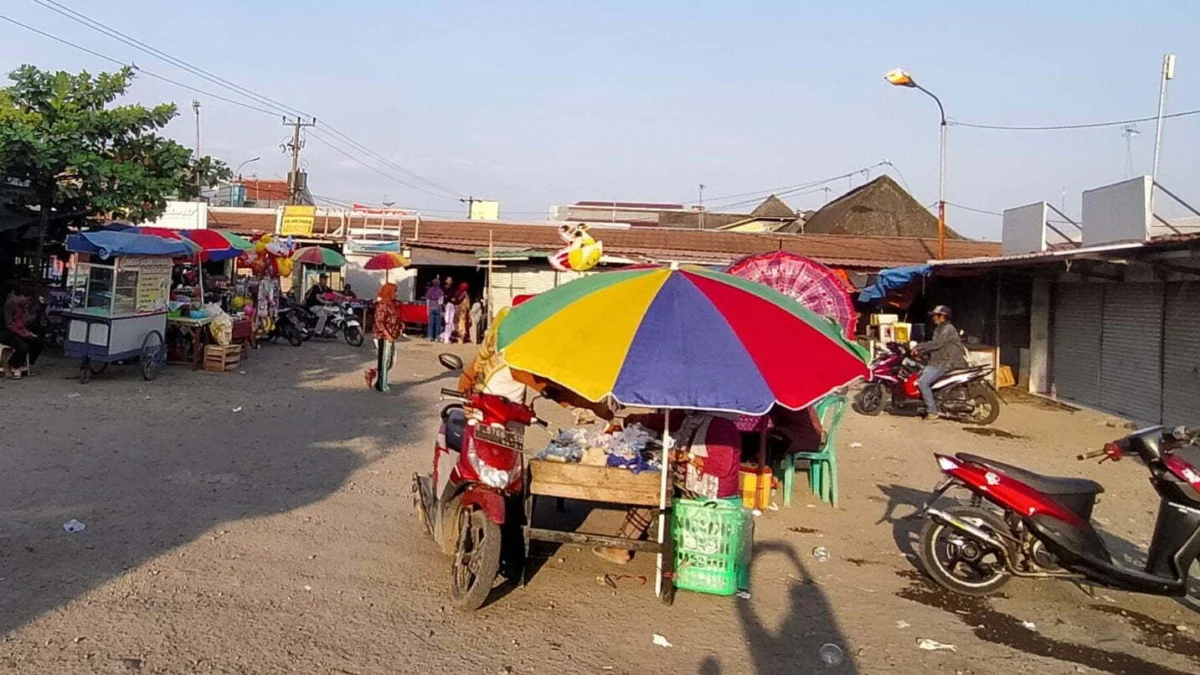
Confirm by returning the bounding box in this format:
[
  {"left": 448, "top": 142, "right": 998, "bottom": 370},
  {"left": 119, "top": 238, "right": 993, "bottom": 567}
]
[
  {"left": 1052, "top": 284, "right": 1103, "bottom": 408},
  {"left": 1098, "top": 283, "right": 1163, "bottom": 422},
  {"left": 1162, "top": 282, "right": 1200, "bottom": 426}
]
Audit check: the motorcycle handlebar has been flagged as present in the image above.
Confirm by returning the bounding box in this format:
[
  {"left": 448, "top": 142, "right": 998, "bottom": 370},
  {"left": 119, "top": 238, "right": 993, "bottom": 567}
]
[
  {"left": 1076, "top": 448, "right": 1108, "bottom": 461},
  {"left": 440, "top": 388, "right": 470, "bottom": 402}
]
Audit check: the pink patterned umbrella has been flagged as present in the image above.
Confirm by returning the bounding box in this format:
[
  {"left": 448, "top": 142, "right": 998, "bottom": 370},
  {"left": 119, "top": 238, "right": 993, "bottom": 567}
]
[{"left": 727, "top": 251, "right": 857, "bottom": 338}]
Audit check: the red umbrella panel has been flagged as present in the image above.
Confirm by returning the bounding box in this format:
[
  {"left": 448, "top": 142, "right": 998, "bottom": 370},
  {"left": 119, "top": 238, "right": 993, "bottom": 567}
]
[{"left": 727, "top": 251, "right": 857, "bottom": 338}]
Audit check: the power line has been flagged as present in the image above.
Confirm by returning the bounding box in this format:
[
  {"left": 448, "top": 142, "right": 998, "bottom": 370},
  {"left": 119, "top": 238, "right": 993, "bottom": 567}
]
[
  {"left": 0, "top": 13, "right": 278, "bottom": 116},
  {"left": 705, "top": 162, "right": 888, "bottom": 211},
  {"left": 306, "top": 130, "right": 460, "bottom": 201},
  {"left": 24, "top": 0, "right": 464, "bottom": 199},
  {"left": 951, "top": 108, "right": 1200, "bottom": 131},
  {"left": 947, "top": 202, "right": 1003, "bottom": 217}
]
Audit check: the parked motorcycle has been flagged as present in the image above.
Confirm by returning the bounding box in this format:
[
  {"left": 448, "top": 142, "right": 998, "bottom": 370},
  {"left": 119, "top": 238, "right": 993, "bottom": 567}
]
[
  {"left": 412, "top": 354, "right": 547, "bottom": 610},
  {"left": 298, "top": 299, "right": 364, "bottom": 346},
  {"left": 853, "top": 342, "right": 1001, "bottom": 425},
  {"left": 267, "top": 303, "right": 306, "bottom": 347},
  {"left": 915, "top": 425, "right": 1200, "bottom": 598}
]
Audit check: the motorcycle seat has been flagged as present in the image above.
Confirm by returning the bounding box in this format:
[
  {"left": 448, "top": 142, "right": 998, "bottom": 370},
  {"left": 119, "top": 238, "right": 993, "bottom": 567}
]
[
  {"left": 956, "top": 453, "right": 1104, "bottom": 496},
  {"left": 445, "top": 409, "right": 466, "bottom": 453}
]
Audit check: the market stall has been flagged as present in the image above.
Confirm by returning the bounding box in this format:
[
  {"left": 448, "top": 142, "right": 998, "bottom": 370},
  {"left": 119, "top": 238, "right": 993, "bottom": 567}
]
[
  {"left": 495, "top": 264, "right": 870, "bottom": 600},
  {"left": 62, "top": 231, "right": 192, "bottom": 383}
]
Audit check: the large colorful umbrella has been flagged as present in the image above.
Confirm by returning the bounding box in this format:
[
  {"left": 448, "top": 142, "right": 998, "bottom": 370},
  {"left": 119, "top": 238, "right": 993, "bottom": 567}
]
[
  {"left": 362, "top": 251, "right": 410, "bottom": 271},
  {"left": 727, "top": 251, "right": 857, "bottom": 338},
  {"left": 498, "top": 265, "right": 868, "bottom": 416},
  {"left": 180, "top": 229, "right": 254, "bottom": 262},
  {"left": 292, "top": 246, "right": 347, "bottom": 268}
]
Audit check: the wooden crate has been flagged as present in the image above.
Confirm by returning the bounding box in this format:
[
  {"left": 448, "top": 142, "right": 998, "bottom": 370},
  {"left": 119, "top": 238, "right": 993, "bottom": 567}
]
[
  {"left": 528, "top": 460, "right": 666, "bottom": 507},
  {"left": 203, "top": 344, "right": 241, "bottom": 373}
]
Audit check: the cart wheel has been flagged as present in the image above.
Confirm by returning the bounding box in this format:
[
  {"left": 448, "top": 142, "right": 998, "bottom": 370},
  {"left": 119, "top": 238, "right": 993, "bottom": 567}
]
[{"left": 140, "top": 330, "right": 165, "bottom": 381}]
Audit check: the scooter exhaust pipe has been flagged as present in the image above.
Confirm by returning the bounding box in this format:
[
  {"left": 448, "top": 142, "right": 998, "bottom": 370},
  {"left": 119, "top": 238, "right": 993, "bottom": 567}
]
[{"left": 926, "top": 508, "right": 1010, "bottom": 553}]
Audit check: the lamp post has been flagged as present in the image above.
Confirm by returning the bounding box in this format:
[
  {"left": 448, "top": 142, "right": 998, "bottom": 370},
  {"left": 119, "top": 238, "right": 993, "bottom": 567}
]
[
  {"left": 234, "top": 156, "right": 261, "bottom": 179},
  {"left": 886, "top": 68, "right": 947, "bottom": 259}
]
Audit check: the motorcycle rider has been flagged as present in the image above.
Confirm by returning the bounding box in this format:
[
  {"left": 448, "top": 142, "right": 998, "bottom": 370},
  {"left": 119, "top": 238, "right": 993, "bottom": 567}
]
[
  {"left": 913, "top": 305, "right": 967, "bottom": 422},
  {"left": 304, "top": 273, "right": 335, "bottom": 335}
]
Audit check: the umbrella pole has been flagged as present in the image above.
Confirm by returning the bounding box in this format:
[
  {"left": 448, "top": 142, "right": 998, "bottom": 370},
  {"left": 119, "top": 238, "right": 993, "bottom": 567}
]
[{"left": 655, "top": 408, "right": 670, "bottom": 598}]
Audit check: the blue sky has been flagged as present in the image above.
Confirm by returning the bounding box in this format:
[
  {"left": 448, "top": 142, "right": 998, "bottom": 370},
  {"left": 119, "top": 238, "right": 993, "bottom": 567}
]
[{"left": 3, "top": 0, "right": 1198, "bottom": 239}]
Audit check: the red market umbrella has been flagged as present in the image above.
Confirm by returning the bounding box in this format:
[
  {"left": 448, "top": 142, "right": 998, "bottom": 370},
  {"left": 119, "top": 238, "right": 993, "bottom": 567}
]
[
  {"left": 181, "top": 229, "right": 253, "bottom": 262},
  {"left": 727, "top": 251, "right": 857, "bottom": 338}
]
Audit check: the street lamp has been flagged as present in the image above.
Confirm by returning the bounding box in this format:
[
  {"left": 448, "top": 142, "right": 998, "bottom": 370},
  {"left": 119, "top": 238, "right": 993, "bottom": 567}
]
[
  {"left": 886, "top": 68, "right": 948, "bottom": 259},
  {"left": 234, "top": 156, "right": 261, "bottom": 179}
]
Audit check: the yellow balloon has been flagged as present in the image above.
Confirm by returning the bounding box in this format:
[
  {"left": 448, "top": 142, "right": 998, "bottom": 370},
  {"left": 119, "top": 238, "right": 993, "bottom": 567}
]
[
  {"left": 254, "top": 240, "right": 267, "bottom": 253},
  {"left": 277, "top": 258, "right": 293, "bottom": 276},
  {"left": 231, "top": 296, "right": 246, "bottom": 310}
]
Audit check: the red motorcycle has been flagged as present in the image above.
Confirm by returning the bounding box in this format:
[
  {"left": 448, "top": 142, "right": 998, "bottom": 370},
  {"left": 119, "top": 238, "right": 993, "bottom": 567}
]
[
  {"left": 412, "top": 354, "right": 547, "bottom": 610},
  {"left": 853, "top": 342, "right": 1001, "bottom": 425},
  {"left": 916, "top": 426, "right": 1200, "bottom": 597}
]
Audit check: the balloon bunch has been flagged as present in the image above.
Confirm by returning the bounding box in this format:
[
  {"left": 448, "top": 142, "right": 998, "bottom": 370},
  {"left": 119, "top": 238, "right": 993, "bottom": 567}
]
[{"left": 241, "top": 234, "right": 296, "bottom": 278}]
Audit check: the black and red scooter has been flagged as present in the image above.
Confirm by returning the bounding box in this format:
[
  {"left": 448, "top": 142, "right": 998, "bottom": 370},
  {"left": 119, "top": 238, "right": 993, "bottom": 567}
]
[
  {"left": 412, "top": 354, "right": 547, "bottom": 611},
  {"left": 854, "top": 342, "right": 1002, "bottom": 425},
  {"left": 916, "top": 425, "right": 1200, "bottom": 597}
]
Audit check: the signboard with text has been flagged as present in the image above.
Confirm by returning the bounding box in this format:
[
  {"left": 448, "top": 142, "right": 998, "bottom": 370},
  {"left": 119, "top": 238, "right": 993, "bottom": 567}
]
[{"left": 280, "top": 205, "right": 316, "bottom": 236}]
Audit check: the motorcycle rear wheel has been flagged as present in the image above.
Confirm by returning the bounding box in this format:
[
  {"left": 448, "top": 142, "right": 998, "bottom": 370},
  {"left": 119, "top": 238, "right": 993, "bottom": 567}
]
[
  {"left": 965, "top": 383, "right": 1001, "bottom": 426},
  {"left": 450, "top": 508, "right": 502, "bottom": 611},
  {"left": 919, "top": 505, "right": 1011, "bottom": 597},
  {"left": 853, "top": 383, "right": 885, "bottom": 416}
]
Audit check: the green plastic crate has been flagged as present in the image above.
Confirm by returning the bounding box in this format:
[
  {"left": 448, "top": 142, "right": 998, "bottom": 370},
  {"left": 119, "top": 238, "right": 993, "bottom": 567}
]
[{"left": 672, "top": 497, "right": 748, "bottom": 596}]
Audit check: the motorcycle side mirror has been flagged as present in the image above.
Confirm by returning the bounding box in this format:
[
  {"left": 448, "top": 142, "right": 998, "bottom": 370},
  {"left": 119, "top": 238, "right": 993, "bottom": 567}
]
[{"left": 438, "top": 353, "right": 464, "bottom": 373}]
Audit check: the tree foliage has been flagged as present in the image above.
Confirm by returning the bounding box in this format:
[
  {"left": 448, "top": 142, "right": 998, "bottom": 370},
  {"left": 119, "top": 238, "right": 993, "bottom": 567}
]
[{"left": 0, "top": 65, "right": 231, "bottom": 248}]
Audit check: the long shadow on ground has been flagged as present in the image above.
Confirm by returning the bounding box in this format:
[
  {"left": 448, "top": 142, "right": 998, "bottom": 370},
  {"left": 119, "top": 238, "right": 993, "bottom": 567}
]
[{"left": 0, "top": 342, "right": 424, "bottom": 637}]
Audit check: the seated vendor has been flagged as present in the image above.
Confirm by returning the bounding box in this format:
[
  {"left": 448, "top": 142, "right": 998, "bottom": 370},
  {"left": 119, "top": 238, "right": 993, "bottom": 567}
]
[{"left": 594, "top": 410, "right": 742, "bottom": 566}]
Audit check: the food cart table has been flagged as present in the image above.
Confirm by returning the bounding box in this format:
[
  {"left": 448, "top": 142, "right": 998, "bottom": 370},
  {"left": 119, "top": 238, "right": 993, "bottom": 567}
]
[
  {"left": 523, "top": 459, "right": 675, "bottom": 603},
  {"left": 62, "top": 232, "right": 186, "bottom": 384},
  {"left": 167, "top": 316, "right": 212, "bottom": 370}
]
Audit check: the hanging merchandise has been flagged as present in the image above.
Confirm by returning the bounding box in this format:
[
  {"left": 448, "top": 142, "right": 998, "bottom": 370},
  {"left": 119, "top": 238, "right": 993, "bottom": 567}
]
[{"left": 549, "top": 223, "right": 603, "bottom": 272}]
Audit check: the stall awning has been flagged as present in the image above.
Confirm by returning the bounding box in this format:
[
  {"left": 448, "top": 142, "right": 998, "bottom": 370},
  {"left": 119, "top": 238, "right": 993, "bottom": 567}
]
[
  {"left": 409, "top": 248, "right": 480, "bottom": 267},
  {"left": 66, "top": 231, "right": 195, "bottom": 258}
]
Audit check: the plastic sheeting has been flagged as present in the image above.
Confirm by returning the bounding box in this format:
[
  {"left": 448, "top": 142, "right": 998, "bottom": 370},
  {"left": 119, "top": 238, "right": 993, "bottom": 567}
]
[
  {"left": 66, "top": 231, "right": 195, "bottom": 259},
  {"left": 856, "top": 264, "right": 930, "bottom": 304}
]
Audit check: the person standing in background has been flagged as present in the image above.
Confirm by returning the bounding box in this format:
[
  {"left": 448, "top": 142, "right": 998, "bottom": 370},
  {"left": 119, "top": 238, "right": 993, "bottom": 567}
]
[
  {"left": 470, "top": 297, "right": 487, "bottom": 344},
  {"left": 365, "top": 283, "right": 403, "bottom": 392},
  {"left": 453, "top": 282, "right": 471, "bottom": 343},
  {"left": 424, "top": 278, "right": 444, "bottom": 342}
]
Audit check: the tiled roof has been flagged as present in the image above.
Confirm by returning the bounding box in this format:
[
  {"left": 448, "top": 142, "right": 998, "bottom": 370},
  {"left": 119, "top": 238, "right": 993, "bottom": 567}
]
[
  {"left": 208, "top": 209, "right": 276, "bottom": 234},
  {"left": 210, "top": 211, "right": 1000, "bottom": 269},
  {"left": 238, "top": 179, "right": 290, "bottom": 203}
]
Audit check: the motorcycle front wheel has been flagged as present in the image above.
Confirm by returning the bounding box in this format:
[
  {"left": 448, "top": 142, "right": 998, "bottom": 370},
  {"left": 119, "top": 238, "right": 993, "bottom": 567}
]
[
  {"left": 344, "top": 325, "right": 364, "bottom": 347},
  {"left": 853, "top": 383, "right": 885, "bottom": 416},
  {"left": 919, "top": 505, "right": 1011, "bottom": 597},
  {"left": 450, "top": 508, "right": 502, "bottom": 611},
  {"left": 283, "top": 322, "right": 303, "bottom": 347}
]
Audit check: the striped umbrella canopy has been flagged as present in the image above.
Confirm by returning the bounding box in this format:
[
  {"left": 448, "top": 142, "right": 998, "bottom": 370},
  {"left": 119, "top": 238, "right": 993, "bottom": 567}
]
[
  {"left": 498, "top": 265, "right": 868, "bottom": 415},
  {"left": 362, "top": 251, "right": 411, "bottom": 270},
  {"left": 292, "top": 246, "right": 347, "bottom": 267},
  {"left": 180, "top": 229, "right": 254, "bottom": 262}
]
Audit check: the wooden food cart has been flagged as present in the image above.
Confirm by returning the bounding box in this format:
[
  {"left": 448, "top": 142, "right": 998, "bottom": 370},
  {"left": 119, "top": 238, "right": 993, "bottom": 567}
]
[
  {"left": 63, "top": 232, "right": 186, "bottom": 383},
  {"left": 522, "top": 447, "right": 675, "bottom": 603}
]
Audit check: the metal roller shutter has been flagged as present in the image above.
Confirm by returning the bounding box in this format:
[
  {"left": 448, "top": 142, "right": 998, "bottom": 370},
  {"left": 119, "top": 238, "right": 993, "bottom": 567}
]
[
  {"left": 1162, "top": 282, "right": 1200, "bottom": 426},
  {"left": 1052, "top": 284, "right": 1102, "bottom": 408},
  {"left": 1099, "top": 283, "right": 1163, "bottom": 423}
]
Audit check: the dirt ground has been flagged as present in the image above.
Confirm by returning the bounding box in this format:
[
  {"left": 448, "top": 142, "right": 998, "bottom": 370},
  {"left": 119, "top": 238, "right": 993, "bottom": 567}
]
[{"left": 1, "top": 337, "right": 1197, "bottom": 675}]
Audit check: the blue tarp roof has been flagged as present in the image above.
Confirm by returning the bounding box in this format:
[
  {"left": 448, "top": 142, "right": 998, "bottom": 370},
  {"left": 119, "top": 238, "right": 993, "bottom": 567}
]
[
  {"left": 857, "top": 264, "right": 931, "bottom": 303},
  {"left": 66, "top": 231, "right": 194, "bottom": 259}
]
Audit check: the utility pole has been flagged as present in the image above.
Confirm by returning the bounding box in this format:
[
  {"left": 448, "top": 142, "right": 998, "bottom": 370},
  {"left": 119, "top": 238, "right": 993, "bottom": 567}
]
[
  {"left": 1151, "top": 53, "right": 1176, "bottom": 211},
  {"left": 192, "top": 100, "right": 201, "bottom": 194},
  {"left": 460, "top": 195, "right": 481, "bottom": 218},
  {"left": 698, "top": 183, "right": 706, "bottom": 229},
  {"left": 283, "top": 116, "right": 317, "bottom": 205}
]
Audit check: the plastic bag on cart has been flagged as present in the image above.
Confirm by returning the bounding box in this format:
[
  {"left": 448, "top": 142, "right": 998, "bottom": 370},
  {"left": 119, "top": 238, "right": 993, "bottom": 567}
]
[{"left": 205, "top": 303, "right": 233, "bottom": 346}]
